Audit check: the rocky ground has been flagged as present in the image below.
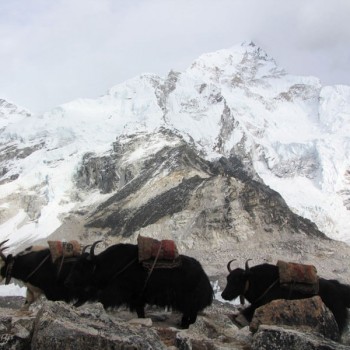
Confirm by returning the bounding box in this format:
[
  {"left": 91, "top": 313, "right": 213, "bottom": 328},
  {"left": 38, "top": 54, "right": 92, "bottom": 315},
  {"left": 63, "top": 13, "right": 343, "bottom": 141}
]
[{"left": 0, "top": 294, "right": 349, "bottom": 349}]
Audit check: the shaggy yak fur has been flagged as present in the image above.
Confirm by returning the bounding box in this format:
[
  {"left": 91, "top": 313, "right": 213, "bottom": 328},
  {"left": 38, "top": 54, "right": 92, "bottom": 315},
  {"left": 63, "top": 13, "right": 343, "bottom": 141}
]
[
  {"left": 221, "top": 261, "right": 350, "bottom": 334},
  {"left": 65, "top": 242, "right": 213, "bottom": 328},
  {"left": 0, "top": 241, "right": 85, "bottom": 307}
]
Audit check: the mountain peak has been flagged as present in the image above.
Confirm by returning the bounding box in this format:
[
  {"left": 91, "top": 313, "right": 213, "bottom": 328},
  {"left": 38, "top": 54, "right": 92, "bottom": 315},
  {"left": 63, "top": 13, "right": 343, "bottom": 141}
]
[
  {"left": 0, "top": 43, "right": 349, "bottom": 249},
  {"left": 0, "top": 99, "right": 31, "bottom": 130}
]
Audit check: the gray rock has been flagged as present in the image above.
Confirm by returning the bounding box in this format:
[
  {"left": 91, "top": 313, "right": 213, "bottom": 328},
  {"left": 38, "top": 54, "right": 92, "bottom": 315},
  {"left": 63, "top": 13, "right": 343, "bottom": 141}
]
[
  {"left": 252, "top": 325, "right": 350, "bottom": 350},
  {"left": 250, "top": 296, "right": 340, "bottom": 341},
  {"left": 0, "top": 298, "right": 348, "bottom": 349},
  {"left": 0, "top": 307, "right": 35, "bottom": 350},
  {"left": 174, "top": 303, "right": 251, "bottom": 350},
  {"left": 31, "top": 301, "right": 166, "bottom": 350}
]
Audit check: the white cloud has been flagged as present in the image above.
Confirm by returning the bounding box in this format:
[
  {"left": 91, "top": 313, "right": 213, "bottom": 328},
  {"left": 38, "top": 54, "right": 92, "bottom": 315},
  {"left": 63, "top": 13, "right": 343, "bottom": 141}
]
[{"left": 0, "top": 0, "right": 349, "bottom": 112}]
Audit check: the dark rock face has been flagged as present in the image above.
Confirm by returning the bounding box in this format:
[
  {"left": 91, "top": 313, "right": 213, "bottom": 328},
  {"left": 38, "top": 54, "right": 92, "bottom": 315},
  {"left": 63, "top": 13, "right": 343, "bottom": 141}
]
[
  {"left": 88, "top": 175, "right": 205, "bottom": 236},
  {"left": 151, "top": 70, "right": 180, "bottom": 114},
  {"left": 75, "top": 153, "right": 118, "bottom": 194},
  {"left": 74, "top": 129, "right": 326, "bottom": 242},
  {"left": 0, "top": 142, "right": 44, "bottom": 184}
]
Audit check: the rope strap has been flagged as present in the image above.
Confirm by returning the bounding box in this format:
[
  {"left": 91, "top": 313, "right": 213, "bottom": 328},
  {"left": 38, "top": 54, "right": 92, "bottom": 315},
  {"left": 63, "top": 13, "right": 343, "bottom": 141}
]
[
  {"left": 25, "top": 254, "right": 51, "bottom": 281},
  {"left": 141, "top": 242, "right": 163, "bottom": 294}
]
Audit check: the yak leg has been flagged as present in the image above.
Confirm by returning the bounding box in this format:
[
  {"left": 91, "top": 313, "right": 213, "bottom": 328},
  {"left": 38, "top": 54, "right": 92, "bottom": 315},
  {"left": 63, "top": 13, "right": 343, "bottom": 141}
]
[
  {"left": 233, "top": 313, "right": 250, "bottom": 327},
  {"left": 135, "top": 305, "right": 145, "bottom": 318},
  {"left": 24, "top": 283, "right": 43, "bottom": 307},
  {"left": 73, "top": 298, "right": 89, "bottom": 307},
  {"left": 240, "top": 304, "right": 256, "bottom": 323},
  {"left": 17, "top": 284, "right": 43, "bottom": 314},
  {"left": 180, "top": 312, "right": 197, "bottom": 329}
]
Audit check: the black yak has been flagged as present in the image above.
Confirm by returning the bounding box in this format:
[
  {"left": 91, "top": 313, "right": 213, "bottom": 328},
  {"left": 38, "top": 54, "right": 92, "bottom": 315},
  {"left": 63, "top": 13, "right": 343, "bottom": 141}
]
[
  {"left": 221, "top": 260, "right": 350, "bottom": 334},
  {"left": 65, "top": 241, "right": 213, "bottom": 328},
  {"left": 0, "top": 240, "right": 86, "bottom": 308}
]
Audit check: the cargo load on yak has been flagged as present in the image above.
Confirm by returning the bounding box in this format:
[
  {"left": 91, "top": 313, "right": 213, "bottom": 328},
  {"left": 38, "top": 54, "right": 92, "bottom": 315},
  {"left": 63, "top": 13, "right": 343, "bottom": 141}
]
[
  {"left": 277, "top": 260, "right": 319, "bottom": 294},
  {"left": 137, "top": 235, "right": 181, "bottom": 269},
  {"left": 48, "top": 240, "right": 82, "bottom": 263}
]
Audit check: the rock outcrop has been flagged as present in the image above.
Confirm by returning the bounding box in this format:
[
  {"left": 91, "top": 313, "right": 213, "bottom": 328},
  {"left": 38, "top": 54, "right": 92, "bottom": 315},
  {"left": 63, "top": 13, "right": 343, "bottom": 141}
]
[
  {"left": 252, "top": 325, "right": 350, "bottom": 350},
  {"left": 0, "top": 296, "right": 349, "bottom": 349},
  {"left": 31, "top": 302, "right": 166, "bottom": 350},
  {"left": 250, "top": 296, "right": 340, "bottom": 341},
  {"left": 57, "top": 129, "right": 327, "bottom": 251}
]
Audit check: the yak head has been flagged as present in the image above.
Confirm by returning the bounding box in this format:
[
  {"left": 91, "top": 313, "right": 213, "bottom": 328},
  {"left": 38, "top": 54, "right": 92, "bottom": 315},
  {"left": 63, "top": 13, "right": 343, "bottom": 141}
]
[
  {"left": 64, "top": 241, "right": 101, "bottom": 290},
  {"left": 221, "top": 259, "right": 252, "bottom": 302}
]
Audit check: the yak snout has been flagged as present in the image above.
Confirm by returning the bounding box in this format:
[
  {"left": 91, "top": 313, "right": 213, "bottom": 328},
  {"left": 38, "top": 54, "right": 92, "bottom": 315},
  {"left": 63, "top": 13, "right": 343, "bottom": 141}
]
[{"left": 221, "top": 288, "right": 230, "bottom": 301}]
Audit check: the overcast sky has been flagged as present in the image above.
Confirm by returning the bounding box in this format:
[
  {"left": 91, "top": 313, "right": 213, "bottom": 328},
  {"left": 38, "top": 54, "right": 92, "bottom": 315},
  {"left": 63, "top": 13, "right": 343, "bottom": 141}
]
[{"left": 1, "top": 0, "right": 349, "bottom": 113}]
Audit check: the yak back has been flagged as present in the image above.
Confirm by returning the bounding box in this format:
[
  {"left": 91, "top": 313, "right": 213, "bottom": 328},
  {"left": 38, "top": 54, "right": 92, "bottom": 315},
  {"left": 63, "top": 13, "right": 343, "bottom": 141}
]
[
  {"left": 246, "top": 263, "right": 279, "bottom": 298},
  {"left": 244, "top": 263, "right": 312, "bottom": 305},
  {"left": 9, "top": 248, "right": 80, "bottom": 302},
  {"left": 137, "top": 235, "right": 179, "bottom": 262},
  {"left": 247, "top": 263, "right": 320, "bottom": 301},
  {"left": 8, "top": 248, "right": 52, "bottom": 283},
  {"left": 92, "top": 243, "right": 141, "bottom": 287},
  {"left": 277, "top": 260, "right": 319, "bottom": 294},
  {"left": 87, "top": 243, "right": 213, "bottom": 312}
]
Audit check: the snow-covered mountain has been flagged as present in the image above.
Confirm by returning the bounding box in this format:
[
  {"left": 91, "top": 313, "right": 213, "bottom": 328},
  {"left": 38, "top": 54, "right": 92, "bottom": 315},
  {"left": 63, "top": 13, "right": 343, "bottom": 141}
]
[{"left": 0, "top": 41, "right": 349, "bottom": 249}]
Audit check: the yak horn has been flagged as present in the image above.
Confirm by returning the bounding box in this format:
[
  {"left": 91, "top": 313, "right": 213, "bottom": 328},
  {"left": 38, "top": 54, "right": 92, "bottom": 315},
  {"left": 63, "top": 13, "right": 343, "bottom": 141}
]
[
  {"left": 0, "top": 239, "right": 9, "bottom": 248},
  {"left": 0, "top": 240, "right": 9, "bottom": 260},
  {"left": 245, "top": 259, "right": 252, "bottom": 273},
  {"left": 89, "top": 240, "right": 103, "bottom": 258},
  {"left": 226, "top": 259, "right": 236, "bottom": 273},
  {"left": 82, "top": 244, "right": 92, "bottom": 254}
]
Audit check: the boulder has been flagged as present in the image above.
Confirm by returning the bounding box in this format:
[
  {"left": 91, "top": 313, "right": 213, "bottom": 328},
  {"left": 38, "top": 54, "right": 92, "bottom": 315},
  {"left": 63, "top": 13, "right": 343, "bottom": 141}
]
[
  {"left": 250, "top": 296, "right": 340, "bottom": 341},
  {"left": 0, "top": 308, "right": 35, "bottom": 350},
  {"left": 31, "top": 301, "right": 166, "bottom": 350},
  {"left": 252, "top": 325, "right": 350, "bottom": 350},
  {"left": 174, "top": 301, "right": 251, "bottom": 350}
]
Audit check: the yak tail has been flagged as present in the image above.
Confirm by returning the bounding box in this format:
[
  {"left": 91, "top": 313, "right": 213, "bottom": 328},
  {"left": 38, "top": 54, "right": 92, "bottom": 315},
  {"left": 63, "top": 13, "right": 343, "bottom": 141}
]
[{"left": 338, "top": 282, "right": 350, "bottom": 308}]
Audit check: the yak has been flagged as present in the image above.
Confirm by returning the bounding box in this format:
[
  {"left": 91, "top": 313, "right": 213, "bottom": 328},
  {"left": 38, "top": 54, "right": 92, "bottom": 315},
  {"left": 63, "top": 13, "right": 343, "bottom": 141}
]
[
  {"left": 0, "top": 240, "right": 87, "bottom": 308},
  {"left": 64, "top": 241, "right": 214, "bottom": 328},
  {"left": 221, "top": 260, "right": 350, "bottom": 334}
]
